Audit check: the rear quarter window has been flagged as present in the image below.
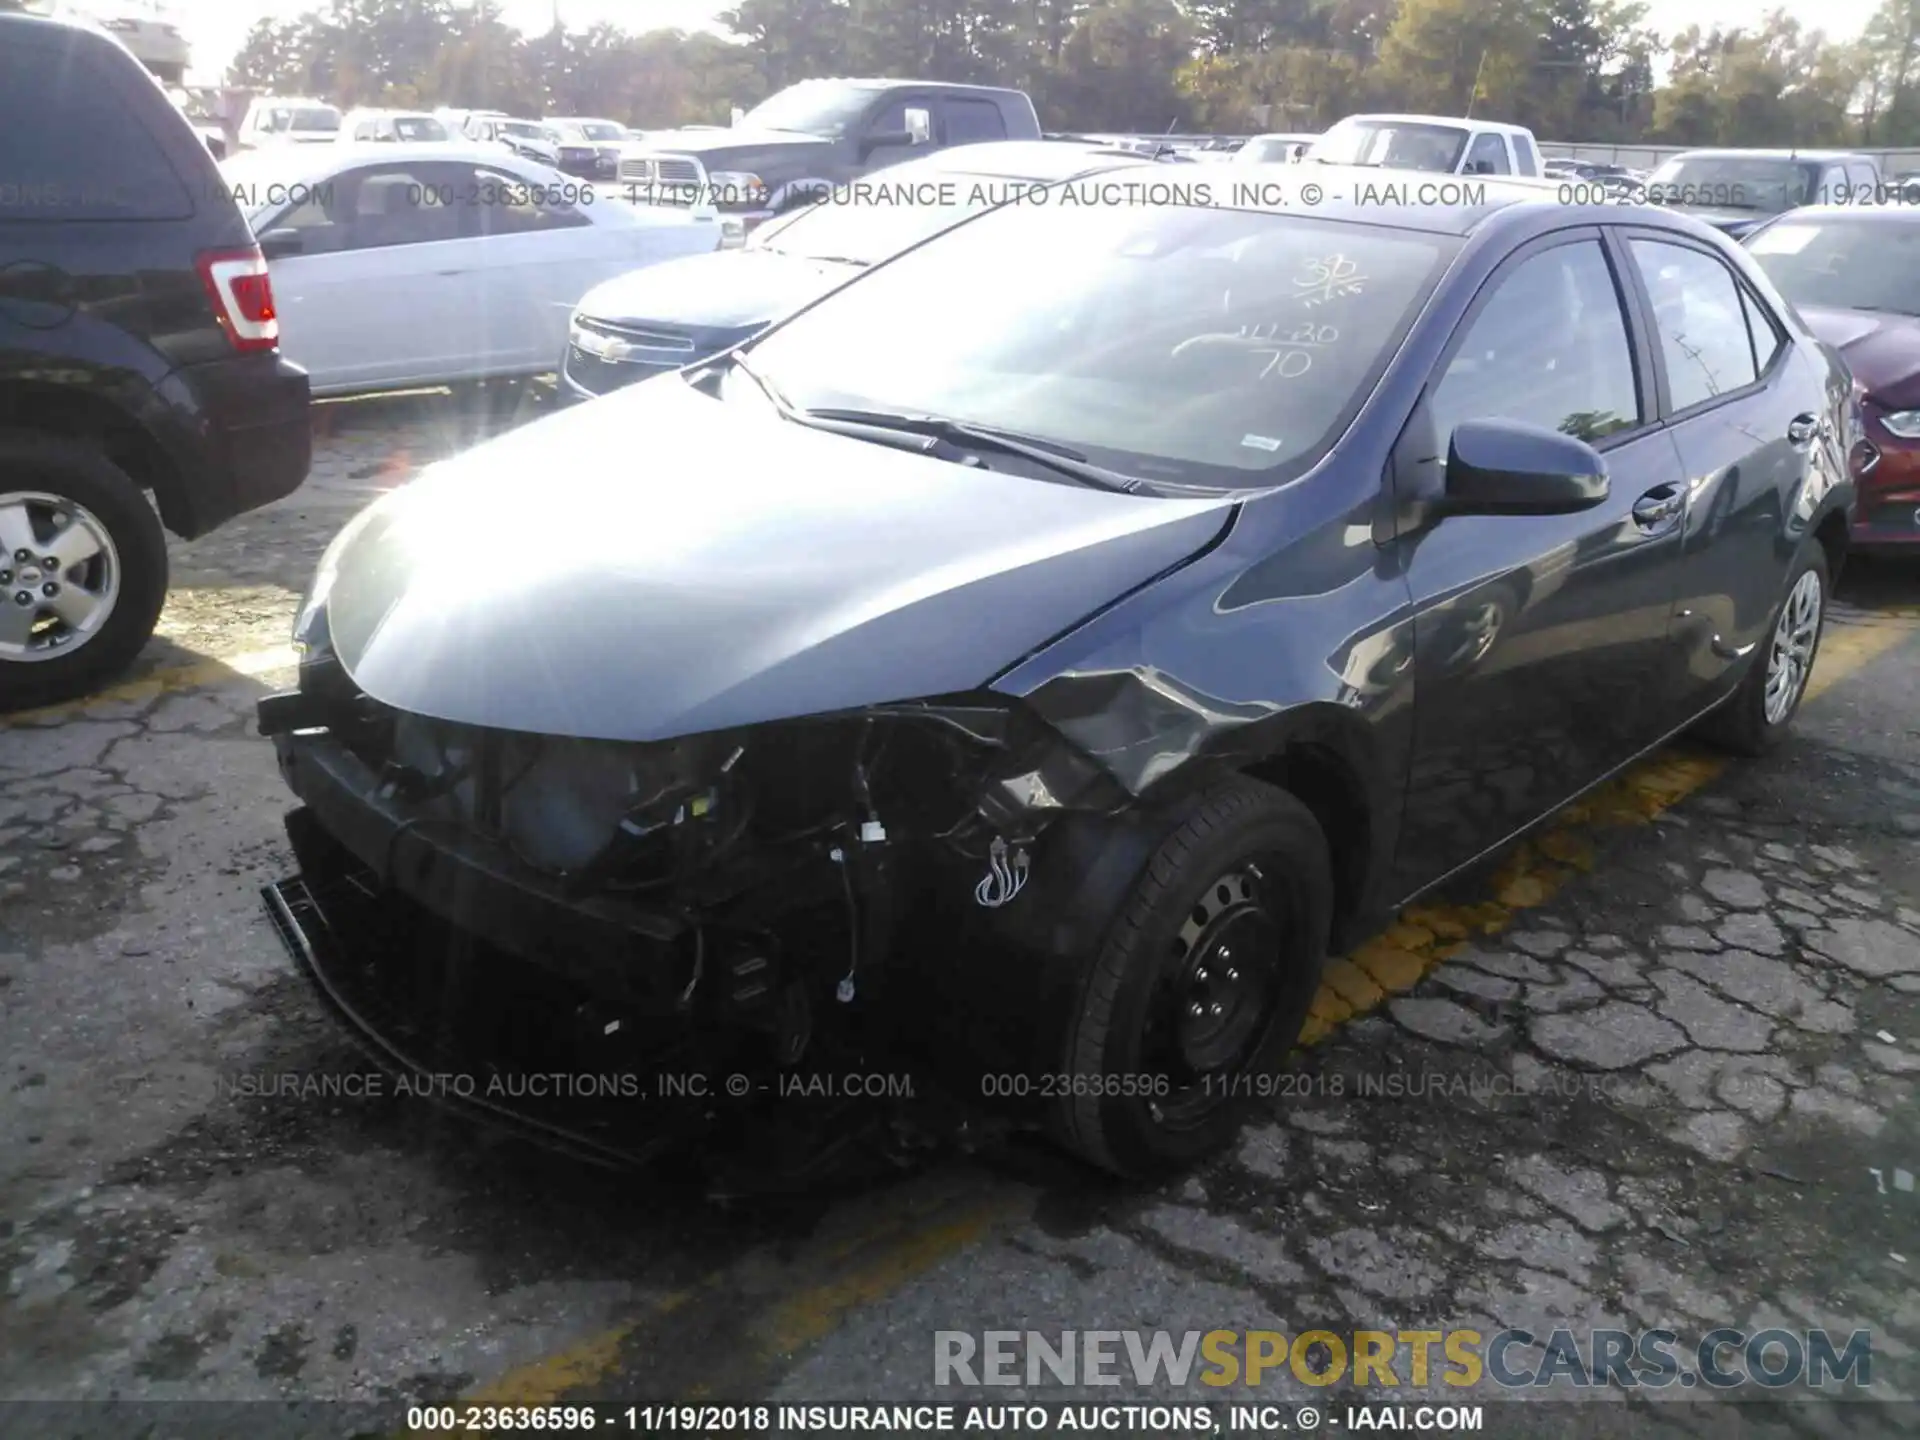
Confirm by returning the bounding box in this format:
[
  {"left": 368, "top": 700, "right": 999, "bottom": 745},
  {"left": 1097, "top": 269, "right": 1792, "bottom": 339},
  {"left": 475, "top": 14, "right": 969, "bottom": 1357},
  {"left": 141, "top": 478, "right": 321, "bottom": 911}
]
[{"left": 0, "top": 42, "right": 193, "bottom": 222}]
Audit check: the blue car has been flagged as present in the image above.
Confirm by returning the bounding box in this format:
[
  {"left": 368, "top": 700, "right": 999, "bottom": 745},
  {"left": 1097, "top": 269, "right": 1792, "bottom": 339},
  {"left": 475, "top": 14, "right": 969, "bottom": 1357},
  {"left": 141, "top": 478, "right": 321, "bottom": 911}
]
[
  {"left": 265, "top": 169, "right": 1857, "bottom": 1179},
  {"left": 559, "top": 140, "right": 1159, "bottom": 399}
]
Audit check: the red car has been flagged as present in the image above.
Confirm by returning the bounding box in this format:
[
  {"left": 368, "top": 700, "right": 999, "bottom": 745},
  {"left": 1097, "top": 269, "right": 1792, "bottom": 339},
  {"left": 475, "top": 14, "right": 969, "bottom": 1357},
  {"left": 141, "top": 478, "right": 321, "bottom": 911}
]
[{"left": 1745, "top": 204, "right": 1920, "bottom": 551}]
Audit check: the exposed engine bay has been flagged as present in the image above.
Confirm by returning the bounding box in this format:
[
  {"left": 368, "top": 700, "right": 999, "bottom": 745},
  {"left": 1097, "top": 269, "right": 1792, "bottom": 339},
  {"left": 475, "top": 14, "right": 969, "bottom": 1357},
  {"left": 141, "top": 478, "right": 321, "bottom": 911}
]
[{"left": 258, "top": 648, "right": 1147, "bottom": 1178}]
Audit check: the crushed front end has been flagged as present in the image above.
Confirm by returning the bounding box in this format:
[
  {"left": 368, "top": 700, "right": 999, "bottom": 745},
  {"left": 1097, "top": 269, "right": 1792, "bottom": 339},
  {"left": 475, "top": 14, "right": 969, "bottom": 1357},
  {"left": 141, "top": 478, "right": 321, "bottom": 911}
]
[{"left": 256, "top": 635, "right": 1137, "bottom": 1172}]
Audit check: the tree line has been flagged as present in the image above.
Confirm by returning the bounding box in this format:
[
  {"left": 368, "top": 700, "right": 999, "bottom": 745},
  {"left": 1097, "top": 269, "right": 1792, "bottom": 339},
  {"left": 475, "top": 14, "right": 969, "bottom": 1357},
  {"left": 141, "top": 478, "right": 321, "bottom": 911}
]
[{"left": 225, "top": 0, "right": 1920, "bottom": 147}]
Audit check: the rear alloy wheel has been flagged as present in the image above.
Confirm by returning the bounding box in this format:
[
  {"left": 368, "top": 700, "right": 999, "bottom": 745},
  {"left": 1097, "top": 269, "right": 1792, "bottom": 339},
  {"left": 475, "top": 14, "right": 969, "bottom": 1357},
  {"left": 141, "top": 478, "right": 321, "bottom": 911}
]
[
  {"left": 1050, "top": 778, "right": 1333, "bottom": 1176},
  {"left": 1696, "top": 543, "right": 1829, "bottom": 757},
  {"left": 0, "top": 439, "right": 168, "bottom": 712}
]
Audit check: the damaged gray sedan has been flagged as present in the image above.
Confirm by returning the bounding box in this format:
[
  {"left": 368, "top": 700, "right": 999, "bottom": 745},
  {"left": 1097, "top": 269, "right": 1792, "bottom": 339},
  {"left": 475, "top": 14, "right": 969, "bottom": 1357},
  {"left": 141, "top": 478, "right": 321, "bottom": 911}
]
[{"left": 258, "top": 172, "right": 1857, "bottom": 1178}]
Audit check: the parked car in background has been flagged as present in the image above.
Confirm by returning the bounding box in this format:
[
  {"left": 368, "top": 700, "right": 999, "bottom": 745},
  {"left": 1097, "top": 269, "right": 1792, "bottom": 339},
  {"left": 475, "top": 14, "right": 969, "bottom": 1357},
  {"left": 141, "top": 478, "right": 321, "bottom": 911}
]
[
  {"left": 545, "top": 117, "right": 626, "bottom": 178},
  {"left": 460, "top": 113, "right": 561, "bottom": 168},
  {"left": 1745, "top": 205, "right": 1920, "bottom": 553},
  {"left": 1235, "top": 133, "right": 1316, "bottom": 164},
  {"left": 562, "top": 140, "right": 1159, "bottom": 400},
  {"left": 264, "top": 166, "right": 1854, "bottom": 1180},
  {"left": 238, "top": 96, "right": 342, "bottom": 149},
  {"left": 1307, "top": 114, "right": 1543, "bottom": 177},
  {"left": 47, "top": 0, "right": 189, "bottom": 84},
  {"left": 2, "top": 11, "right": 311, "bottom": 710},
  {"left": 1643, "top": 150, "right": 1884, "bottom": 238},
  {"left": 220, "top": 143, "right": 720, "bottom": 397},
  {"left": 339, "top": 108, "right": 451, "bottom": 144},
  {"left": 614, "top": 77, "right": 1043, "bottom": 238},
  {"left": 165, "top": 84, "right": 227, "bottom": 157}
]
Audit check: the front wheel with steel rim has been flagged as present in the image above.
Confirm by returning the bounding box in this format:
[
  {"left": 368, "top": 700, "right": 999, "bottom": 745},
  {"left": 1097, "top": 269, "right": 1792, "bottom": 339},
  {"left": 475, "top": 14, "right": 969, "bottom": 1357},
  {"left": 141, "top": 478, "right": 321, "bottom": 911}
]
[
  {"left": 1049, "top": 777, "right": 1333, "bottom": 1177},
  {"left": 0, "top": 437, "right": 168, "bottom": 712},
  {"left": 1697, "top": 542, "right": 1830, "bottom": 757}
]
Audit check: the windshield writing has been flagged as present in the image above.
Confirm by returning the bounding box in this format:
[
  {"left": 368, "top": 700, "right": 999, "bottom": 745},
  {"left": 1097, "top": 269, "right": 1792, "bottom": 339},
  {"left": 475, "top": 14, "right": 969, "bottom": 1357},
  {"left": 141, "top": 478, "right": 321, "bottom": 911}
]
[{"left": 746, "top": 195, "right": 1452, "bottom": 485}]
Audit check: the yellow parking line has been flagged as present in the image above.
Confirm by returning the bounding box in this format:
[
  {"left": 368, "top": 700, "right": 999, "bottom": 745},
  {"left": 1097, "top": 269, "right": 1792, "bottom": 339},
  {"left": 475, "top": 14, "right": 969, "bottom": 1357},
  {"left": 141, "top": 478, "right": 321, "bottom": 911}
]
[
  {"left": 0, "top": 644, "right": 298, "bottom": 729},
  {"left": 1302, "top": 614, "right": 1915, "bottom": 1042},
  {"left": 457, "top": 613, "right": 1912, "bottom": 1412},
  {"left": 13, "top": 593, "right": 1905, "bottom": 1410}
]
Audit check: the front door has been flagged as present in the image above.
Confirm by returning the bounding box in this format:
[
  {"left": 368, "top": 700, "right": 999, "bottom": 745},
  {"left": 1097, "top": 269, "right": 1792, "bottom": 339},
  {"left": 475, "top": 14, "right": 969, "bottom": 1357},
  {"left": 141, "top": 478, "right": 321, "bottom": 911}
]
[{"left": 1390, "top": 230, "right": 1692, "bottom": 895}]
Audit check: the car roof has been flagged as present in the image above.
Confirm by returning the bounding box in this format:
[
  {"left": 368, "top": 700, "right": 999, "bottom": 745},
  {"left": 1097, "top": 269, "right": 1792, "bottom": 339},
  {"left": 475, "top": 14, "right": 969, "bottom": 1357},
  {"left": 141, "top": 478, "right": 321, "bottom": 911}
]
[
  {"left": 1190, "top": 162, "right": 1701, "bottom": 237},
  {"left": 222, "top": 141, "right": 544, "bottom": 186},
  {"left": 771, "top": 76, "right": 1023, "bottom": 96},
  {"left": 897, "top": 140, "right": 1153, "bottom": 180},
  {"left": 1668, "top": 148, "right": 1868, "bottom": 161},
  {"left": 1754, "top": 202, "right": 1920, "bottom": 223},
  {"left": 1332, "top": 113, "right": 1530, "bottom": 134}
]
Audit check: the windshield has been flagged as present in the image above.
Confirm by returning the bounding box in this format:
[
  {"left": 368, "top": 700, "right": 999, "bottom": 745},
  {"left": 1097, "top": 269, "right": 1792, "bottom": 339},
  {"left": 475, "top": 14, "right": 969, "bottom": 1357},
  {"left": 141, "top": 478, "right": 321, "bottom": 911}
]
[
  {"left": 1646, "top": 156, "right": 1819, "bottom": 213},
  {"left": 738, "top": 82, "right": 877, "bottom": 138},
  {"left": 571, "top": 121, "right": 624, "bottom": 141},
  {"left": 1238, "top": 138, "right": 1304, "bottom": 164},
  {"left": 499, "top": 121, "right": 544, "bottom": 139},
  {"left": 1746, "top": 218, "right": 1920, "bottom": 317},
  {"left": 392, "top": 116, "right": 447, "bottom": 142},
  {"left": 1309, "top": 120, "right": 1468, "bottom": 172},
  {"left": 751, "top": 176, "right": 1042, "bottom": 264},
  {"left": 263, "top": 106, "right": 339, "bottom": 134},
  {"left": 743, "top": 193, "right": 1454, "bottom": 486}
]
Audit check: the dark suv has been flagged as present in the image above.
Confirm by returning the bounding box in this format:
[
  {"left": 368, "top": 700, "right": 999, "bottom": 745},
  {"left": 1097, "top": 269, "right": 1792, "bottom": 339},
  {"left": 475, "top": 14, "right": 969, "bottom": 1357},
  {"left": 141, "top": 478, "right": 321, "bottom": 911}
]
[{"left": 1, "top": 13, "right": 311, "bottom": 711}]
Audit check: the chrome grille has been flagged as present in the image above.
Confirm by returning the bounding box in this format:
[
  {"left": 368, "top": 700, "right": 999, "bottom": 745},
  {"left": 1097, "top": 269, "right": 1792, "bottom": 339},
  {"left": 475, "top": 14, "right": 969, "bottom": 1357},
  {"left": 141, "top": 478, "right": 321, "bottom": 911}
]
[
  {"left": 573, "top": 317, "right": 695, "bottom": 354},
  {"left": 615, "top": 153, "right": 706, "bottom": 205}
]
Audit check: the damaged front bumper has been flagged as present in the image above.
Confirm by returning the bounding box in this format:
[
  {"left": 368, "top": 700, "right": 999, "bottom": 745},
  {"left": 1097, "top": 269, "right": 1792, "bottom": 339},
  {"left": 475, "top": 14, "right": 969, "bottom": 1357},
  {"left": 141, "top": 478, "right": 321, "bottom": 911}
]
[{"left": 255, "top": 649, "right": 1150, "bottom": 1114}]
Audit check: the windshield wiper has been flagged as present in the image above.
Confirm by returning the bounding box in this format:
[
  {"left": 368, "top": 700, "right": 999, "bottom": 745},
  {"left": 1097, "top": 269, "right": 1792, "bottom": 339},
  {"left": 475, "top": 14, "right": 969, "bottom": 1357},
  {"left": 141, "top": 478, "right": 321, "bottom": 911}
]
[
  {"left": 796, "top": 407, "right": 1147, "bottom": 493},
  {"left": 727, "top": 348, "right": 793, "bottom": 411}
]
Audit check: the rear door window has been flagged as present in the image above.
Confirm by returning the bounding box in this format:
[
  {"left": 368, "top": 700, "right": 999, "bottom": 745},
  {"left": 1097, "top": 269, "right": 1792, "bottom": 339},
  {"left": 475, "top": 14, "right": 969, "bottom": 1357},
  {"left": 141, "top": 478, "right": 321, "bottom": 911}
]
[
  {"left": 457, "top": 166, "right": 592, "bottom": 236},
  {"left": 1465, "top": 133, "right": 1510, "bottom": 175},
  {"left": 942, "top": 99, "right": 1007, "bottom": 145},
  {"left": 1626, "top": 238, "right": 1761, "bottom": 411},
  {"left": 0, "top": 44, "right": 193, "bottom": 221},
  {"left": 338, "top": 165, "right": 467, "bottom": 250}
]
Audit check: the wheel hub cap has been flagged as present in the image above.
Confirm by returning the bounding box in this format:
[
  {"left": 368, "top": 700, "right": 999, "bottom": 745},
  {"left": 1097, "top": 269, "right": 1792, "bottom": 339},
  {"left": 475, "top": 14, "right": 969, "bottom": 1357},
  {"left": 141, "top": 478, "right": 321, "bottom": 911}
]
[
  {"left": 0, "top": 492, "right": 121, "bottom": 664},
  {"left": 1172, "top": 870, "right": 1277, "bottom": 1074},
  {"left": 1763, "top": 568, "right": 1823, "bottom": 726}
]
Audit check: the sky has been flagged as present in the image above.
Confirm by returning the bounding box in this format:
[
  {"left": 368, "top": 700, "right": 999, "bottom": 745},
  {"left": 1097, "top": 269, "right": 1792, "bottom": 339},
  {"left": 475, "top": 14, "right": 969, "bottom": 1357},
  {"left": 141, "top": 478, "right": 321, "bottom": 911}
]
[{"left": 155, "top": 0, "right": 1892, "bottom": 86}]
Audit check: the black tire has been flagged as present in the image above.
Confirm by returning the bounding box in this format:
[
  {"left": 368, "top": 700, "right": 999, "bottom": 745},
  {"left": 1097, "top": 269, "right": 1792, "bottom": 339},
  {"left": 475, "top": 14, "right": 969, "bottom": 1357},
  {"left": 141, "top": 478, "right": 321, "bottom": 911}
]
[
  {"left": 0, "top": 437, "right": 168, "bottom": 712},
  {"left": 1049, "top": 777, "right": 1333, "bottom": 1177},
  {"left": 1695, "top": 542, "right": 1830, "bottom": 757}
]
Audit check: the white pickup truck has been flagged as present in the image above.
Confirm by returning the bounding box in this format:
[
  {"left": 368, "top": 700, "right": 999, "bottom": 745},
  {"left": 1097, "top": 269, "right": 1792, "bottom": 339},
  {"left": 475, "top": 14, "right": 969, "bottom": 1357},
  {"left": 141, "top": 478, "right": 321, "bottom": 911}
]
[{"left": 1306, "top": 114, "right": 1543, "bottom": 178}]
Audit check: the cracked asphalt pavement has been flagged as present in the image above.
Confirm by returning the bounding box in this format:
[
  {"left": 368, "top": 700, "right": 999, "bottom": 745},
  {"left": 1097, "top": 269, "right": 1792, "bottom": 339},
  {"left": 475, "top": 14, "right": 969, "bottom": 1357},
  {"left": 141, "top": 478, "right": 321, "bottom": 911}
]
[{"left": 2, "top": 388, "right": 1918, "bottom": 1435}]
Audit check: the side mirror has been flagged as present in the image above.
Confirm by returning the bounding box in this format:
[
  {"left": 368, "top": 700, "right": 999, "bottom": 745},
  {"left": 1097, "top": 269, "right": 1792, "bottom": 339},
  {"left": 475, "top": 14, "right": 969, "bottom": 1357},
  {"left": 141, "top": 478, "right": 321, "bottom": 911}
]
[
  {"left": 1442, "top": 418, "right": 1609, "bottom": 516},
  {"left": 258, "top": 227, "right": 304, "bottom": 259},
  {"left": 861, "top": 129, "right": 917, "bottom": 156}
]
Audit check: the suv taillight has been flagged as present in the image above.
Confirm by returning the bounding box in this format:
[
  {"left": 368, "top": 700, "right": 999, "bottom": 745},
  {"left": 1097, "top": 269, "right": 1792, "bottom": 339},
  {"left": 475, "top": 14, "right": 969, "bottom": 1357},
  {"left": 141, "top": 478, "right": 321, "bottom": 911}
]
[{"left": 195, "top": 247, "right": 280, "bottom": 354}]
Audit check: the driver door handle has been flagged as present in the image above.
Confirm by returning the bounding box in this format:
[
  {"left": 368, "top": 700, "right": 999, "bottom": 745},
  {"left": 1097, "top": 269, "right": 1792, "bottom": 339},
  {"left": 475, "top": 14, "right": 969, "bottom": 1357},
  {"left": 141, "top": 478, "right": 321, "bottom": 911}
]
[
  {"left": 1632, "top": 484, "right": 1684, "bottom": 532},
  {"left": 1787, "top": 413, "right": 1823, "bottom": 445}
]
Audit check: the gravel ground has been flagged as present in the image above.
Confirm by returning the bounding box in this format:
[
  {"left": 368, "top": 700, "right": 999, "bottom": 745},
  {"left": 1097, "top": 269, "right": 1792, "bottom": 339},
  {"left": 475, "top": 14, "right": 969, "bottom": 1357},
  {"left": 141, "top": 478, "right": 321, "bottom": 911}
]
[{"left": 1, "top": 390, "right": 1917, "bottom": 1437}]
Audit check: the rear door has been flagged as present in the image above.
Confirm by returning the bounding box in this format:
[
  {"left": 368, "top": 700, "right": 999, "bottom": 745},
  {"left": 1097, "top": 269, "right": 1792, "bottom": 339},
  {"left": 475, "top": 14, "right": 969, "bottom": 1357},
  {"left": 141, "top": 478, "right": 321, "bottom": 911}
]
[
  {"left": 1464, "top": 132, "right": 1511, "bottom": 176},
  {"left": 1617, "top": 231, "right": 1830, "bottom": 718},
  {"left": 1390, "top": 229, "right": 1691, "bottom": 892},
  {"left": 446, "top": 162, "right": 627, "bottom": 374},
  {"left": 263, "top": 161, "right": 482, "bottom": 393},
  {"left": 939, "top": 96, "right": 1008, "bottom": 149}
]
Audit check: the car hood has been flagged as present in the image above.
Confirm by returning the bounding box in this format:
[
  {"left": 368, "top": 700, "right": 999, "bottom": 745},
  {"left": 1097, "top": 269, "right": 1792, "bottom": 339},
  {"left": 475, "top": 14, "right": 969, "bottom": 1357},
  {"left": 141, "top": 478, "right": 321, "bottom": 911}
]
[
  {"left": 318, "top": 379, "right": 1239, "bottom": 743},
  {"left": 576, "top": 248, "right": 858, "bottom": 330},
  {"left": 1796, "top": 305, "right": 1920, "bottom": 409},
  {"left": 629, "top": 127, "right": 829, "bottom": 156}
]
